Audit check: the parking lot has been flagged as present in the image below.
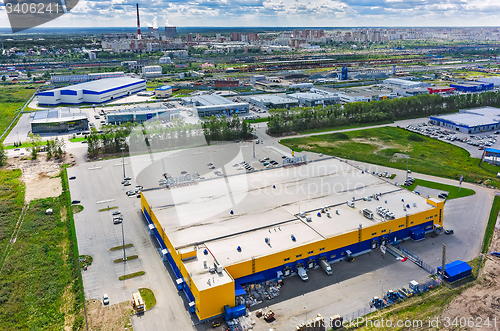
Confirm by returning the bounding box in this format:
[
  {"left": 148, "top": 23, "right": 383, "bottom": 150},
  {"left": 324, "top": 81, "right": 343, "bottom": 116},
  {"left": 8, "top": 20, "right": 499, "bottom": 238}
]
[{"left": 405, "top": 121, "right": 499, "bottom": 159}]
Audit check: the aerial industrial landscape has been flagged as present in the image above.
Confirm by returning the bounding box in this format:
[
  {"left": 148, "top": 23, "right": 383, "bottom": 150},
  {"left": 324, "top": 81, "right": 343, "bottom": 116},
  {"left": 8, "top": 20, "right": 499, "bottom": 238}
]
[{"left": 2, "top": 2, "right": 500, "bottom": 331}]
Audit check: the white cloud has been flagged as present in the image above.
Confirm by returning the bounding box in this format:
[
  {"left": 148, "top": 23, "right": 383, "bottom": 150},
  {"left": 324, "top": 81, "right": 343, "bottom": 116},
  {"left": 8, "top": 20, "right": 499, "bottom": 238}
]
[{"left": 1, "top": 0, "right": 500, "bottom": 28}]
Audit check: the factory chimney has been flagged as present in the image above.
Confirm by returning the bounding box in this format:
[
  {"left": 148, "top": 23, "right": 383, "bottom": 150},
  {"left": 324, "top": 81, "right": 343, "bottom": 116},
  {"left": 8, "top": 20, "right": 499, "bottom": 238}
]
[{"left": 136, "top": 3, "right": 142, "bottom": 40}]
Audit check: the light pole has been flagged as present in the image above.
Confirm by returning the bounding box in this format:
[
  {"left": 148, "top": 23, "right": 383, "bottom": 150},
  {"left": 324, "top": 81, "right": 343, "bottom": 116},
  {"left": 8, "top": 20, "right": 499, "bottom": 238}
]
[
  {"left": 121, "top": 147, "right": 126, "bottom": 179},
  {"left": 404, "top": 155, "right": 410, "bottom": 187},
  {"left": 121, "top": 217, "right": 126, "bottom": 262}
]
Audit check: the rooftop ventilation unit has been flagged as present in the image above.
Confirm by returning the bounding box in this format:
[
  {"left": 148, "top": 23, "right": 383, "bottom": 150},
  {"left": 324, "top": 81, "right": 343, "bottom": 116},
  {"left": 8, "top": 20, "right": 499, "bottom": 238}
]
[
  {"left": 214, "top": 261, "right": 223, "bottom": 274},
  {"left": 362, "top": 208, "right": 374, "bottom": 220}
]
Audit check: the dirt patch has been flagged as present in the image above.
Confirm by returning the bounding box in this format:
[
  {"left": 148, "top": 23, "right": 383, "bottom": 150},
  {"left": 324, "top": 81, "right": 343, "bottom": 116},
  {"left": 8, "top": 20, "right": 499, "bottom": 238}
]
[
  {"left": 390, "top": 152, "right": 411, "bottom": 163},
  {"left": 351, "top": 138, "right": 410, "bottom": 154},
  {"left": 5, "top": 153, "right": 75, "bottom": 203},
  {"left": 60, "top": 283, "right": 75, "bottom": 331},
  {"left": 440, "top": 227, "right": 500, "bottom": 328},
  {"left": 86, "top": 300, "right": 134, "bottom": 331}
]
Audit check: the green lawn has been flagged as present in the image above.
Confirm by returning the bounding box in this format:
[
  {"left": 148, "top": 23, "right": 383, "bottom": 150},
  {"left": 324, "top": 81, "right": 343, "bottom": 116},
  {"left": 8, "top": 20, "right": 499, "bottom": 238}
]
[
  {"left": 281, "top": 127, "right": 500, "bottom": 187},
  {"left": 403, "top": 178, "right": 475, "bottom": 200},
  {"left": 119, "top": 271, "right": 145, "bottom": 281},
  {"left": 0, "top": 86, "right": 36, "bottom": 138},
  {"left": 139, "top": 288, "right": 156, "bottom": 310},
  {"left": 0, "top": 188, "right": 81, "bottom": 330},
  {"left": 5, "top": 141, "right": 49, "bottom": 149},
  {"left": 482, "top": 196, "right": 500, "bottom": 253},
  {"left": 69, "top": 137, "right": 87, "bottom": 143},
  {"left": 0, "top": 169, "right": 25, "bottom": 268}
]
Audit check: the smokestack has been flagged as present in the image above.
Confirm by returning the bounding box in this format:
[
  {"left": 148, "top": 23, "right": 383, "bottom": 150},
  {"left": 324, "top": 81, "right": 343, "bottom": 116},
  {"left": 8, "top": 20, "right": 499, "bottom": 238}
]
[{"left": 136, "top": 3, "right": 141, "bottom": 40}]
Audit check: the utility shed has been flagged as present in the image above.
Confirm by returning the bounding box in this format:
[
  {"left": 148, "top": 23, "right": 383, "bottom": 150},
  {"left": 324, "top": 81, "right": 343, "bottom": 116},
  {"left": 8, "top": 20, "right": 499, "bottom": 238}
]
[{"left": 437, "top": 260, "right": 472, "bottom": 283}]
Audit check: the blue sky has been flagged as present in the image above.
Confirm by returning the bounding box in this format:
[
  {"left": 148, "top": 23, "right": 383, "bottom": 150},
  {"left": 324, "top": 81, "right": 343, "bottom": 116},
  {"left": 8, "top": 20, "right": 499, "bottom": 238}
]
[{"left": 1, "top": 0, "right": 500, "bottom": 29}]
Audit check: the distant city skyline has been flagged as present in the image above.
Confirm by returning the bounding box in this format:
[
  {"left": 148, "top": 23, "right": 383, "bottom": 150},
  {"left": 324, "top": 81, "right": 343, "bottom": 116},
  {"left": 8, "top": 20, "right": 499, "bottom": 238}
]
[{"left": 1, "top": 0, "right": 500, "bottom": 30}]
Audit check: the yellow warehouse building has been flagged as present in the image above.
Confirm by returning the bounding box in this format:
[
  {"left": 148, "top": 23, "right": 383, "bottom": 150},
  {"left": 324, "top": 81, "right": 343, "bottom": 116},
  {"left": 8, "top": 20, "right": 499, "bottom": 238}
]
[{"left": 140, "top": 158, "right": 444, "bottom": 321}]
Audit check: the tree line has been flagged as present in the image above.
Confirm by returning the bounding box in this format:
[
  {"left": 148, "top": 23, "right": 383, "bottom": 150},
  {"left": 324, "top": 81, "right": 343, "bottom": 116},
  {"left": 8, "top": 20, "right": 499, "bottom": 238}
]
[
  {"left": 86, "top": 123, "right": 133, "bottom": 157},
  {"left": 268, "top": 90, "right": 500, "bottom": 134},
  {"left": 202, "top": 115, "right": 253, "bottom": 144}
]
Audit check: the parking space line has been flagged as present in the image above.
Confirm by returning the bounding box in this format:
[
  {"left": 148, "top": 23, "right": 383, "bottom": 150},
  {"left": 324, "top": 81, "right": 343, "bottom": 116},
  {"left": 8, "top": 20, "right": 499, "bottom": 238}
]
[{"left": 96, "top": 199, "right": 115, "bottom": 204}]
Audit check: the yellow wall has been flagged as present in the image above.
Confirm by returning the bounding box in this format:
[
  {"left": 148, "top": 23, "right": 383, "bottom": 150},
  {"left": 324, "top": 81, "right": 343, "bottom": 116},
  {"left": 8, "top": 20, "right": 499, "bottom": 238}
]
[
  {"left": 226, "top": 203, "right": 444, "bottom": 280},
  {"left": 142, "top": 195, "right": 234, "bottom": 321},
  {"left": 142, "top": 194, "right": 443, "bottom": 321},
  {"left": 197, "top": 281, "right": 235, "bottom": 320}
]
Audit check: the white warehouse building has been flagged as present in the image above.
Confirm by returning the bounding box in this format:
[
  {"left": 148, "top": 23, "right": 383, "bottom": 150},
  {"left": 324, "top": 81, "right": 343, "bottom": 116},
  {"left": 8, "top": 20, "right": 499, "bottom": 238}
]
[
  {"left": 142, "top": 65, "right": 163, "bottom": 78},
  {"left": 383, "top": 78, "right": 430, "bottom": 89},
  {"left": 37, "top": 77, "right": 146, "bottom": 106}
]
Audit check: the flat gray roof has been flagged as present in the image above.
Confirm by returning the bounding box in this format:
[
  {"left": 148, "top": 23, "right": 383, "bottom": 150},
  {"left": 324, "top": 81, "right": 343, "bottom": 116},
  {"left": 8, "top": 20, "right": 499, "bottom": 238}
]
[
  {"left": 107, "top": 105, "right": 179, "bottom": 117},
  {"left": 288, "top": 92, "right": 338, "bottom": 101},
  {"left": 143, "top": 158, "right": 436, "bottom": 272},
  {"left": 250, "top": 94, "right": 298, "bottom": 104},
  {"left": 31, "top": 108, "right": 88, "bottom": 124},
  {"left": 191, "top": 94, "right": 232, "bottom": 106},
  {"left": 433, "top": 107, "right": 500, "bottom": 128}
]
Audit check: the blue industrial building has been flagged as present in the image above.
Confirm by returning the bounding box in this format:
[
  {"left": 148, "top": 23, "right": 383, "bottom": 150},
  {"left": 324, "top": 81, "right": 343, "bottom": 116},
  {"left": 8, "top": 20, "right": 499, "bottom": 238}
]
[
  {"left": 437, "top": 260, "right": 472, "bottom": 283},
  {"left": 430, "top": 106, "right": 500, "bottom": 133},
  {"left": 38, "top": 77, "right": 146, "bottom": 106},
  {"left": 449, "top": 81, "right": 494, "bottom": 93}
]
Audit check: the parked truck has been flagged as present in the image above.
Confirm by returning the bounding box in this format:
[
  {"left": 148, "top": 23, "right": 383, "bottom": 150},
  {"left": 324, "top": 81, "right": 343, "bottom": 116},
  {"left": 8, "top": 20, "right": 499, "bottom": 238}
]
[
  {"left": 320, "top": 259, "right": 332, "bottom": 275},
  {"left": 297, "top": 267, "right": 309, "bottom": 281}
]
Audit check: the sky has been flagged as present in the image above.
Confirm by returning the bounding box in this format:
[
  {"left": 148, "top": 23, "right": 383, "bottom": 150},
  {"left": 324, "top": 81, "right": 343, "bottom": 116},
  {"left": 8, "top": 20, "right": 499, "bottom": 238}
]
[{"left": 1, "top": 0, "right": 500, "bottom": 30}]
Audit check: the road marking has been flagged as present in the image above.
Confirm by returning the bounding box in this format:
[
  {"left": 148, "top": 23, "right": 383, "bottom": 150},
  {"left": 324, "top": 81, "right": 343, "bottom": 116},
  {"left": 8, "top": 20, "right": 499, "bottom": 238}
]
[
  {"left": 96, "top": 199, "right": 115, "bottom": 204},
  {"left": 114, "top": 163, "right": 129, "bottom": 166},
  {"left": 193, "top": 151, "right": 204, "bottom": 155},
  {"left": 88, "top": 166, "right": 103, "bottom": 170}
]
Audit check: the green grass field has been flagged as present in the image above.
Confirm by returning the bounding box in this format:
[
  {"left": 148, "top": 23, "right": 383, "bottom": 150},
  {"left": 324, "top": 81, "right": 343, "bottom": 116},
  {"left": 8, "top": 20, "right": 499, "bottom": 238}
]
[
  {"left": 281, "top": 127, "right": 500, "bottom": 187},
  {"left": 0, "top": 196, "right": 77, "bottom": 329},
  {"left": 0, "top": 86, "right": 36, "bottom": 138},
  {"left": 482, "top": 196, "right": 500, "bottom": 253},
  {"left": 0, "top": 169, "right": 84, "bottom": 330},
  {"left": 0, "top": 169, "right": 25, "bottom": 267},
  {"left": 404, "top": 178, "right": 475, "bottom": 200}
]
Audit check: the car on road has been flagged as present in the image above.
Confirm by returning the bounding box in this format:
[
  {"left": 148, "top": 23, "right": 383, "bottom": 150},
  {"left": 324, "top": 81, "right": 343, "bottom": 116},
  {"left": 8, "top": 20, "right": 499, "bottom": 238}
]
[
  {"left": 71, "top": 200, "right": 80, "bottom": 204},
  {"left": 103, "top": 294, "right": 109, "bottom": 305},
  {"left": 126, "top": 190, "right": 135, "bottom": 196},
  {"left": 209, "top": 165, "right": 215, "bottom": 169},
  {"left": 121, "top": 179, "right": 128, "bottom": 184},
  {"left": 282, "top": 155, "right": 287, "bottom": 159},
  {"left": 112, "top": 211, "right": 121, "bottom": 216},
  {"left": 123, "top": 182, "right": 131, "bottom": 186},
  {"left": 113, "top": 217, "right": 123, "bottom": 224},
  {"left": 207, "top": 162, "right": 213, "bottom": 166},
  {"left": 438, "top": 193, "right": 448, "bottom": 199},
  {"left": 124, "top": 176, "right": 132, "bottom": 181},
  {"left": 69, "top": 176, "right": 76, "bottom": 180},
  {"left": 445, "top": 229, "right": 454, "bottom": 235},
  {"left": 491, "top": 251, "right": 500, "bottom": 257},
  {"left": 181, "top": 170, "right": 187, "bottom": 174}
]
